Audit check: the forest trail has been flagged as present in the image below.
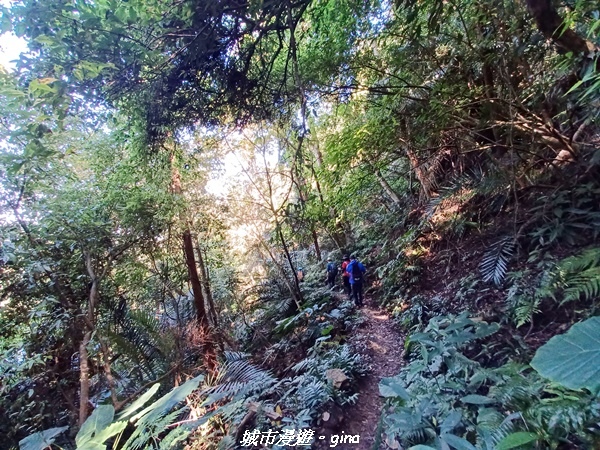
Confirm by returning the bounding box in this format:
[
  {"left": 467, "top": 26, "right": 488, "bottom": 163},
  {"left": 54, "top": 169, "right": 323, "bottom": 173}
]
[{"left": 343, "top": 297, "right": 406, "bottom": 450}]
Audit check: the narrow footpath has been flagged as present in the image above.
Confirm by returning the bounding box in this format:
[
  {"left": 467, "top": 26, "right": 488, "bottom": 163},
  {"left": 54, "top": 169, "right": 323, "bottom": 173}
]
[{"left": 344, "top": 297, "right": 406, "bottom": 450}]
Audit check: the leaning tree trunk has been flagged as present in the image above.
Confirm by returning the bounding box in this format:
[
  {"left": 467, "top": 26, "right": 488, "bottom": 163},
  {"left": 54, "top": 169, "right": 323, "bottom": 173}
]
[
  {"left": 258, "top": 236, "right": 303, "bottom": 311},
  {"left": 275, "top": 222, "right": 304, "bottom": 310},
  {"left": 375, "top": 169, "right": 402, "bottom": 205}
]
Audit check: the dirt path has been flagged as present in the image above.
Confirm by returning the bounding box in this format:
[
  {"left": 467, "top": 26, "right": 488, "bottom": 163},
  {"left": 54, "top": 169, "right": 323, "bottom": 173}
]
[{"left": 343, "top": 297, "right": 406, "bottom": 450}]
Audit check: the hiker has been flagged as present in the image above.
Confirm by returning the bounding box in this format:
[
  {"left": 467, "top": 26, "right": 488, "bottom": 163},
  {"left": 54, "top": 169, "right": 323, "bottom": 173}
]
[
  {"left": 326, "top": 258, "right": 338, "bottom": 288},
  {"left": 297, "top": 267, "right": 304, "bottom": 282},
  {"left": 346, "top": 255, "right": 366, "bottom": 307},
  {"left": 341, "top": 255, "right": 351, "bottom": 296}
]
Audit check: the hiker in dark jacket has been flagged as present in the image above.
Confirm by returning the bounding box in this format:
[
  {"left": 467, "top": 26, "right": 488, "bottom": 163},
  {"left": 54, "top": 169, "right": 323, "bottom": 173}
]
[
  {"left": 346, "top": 255, "right": 366, "bottom": 307},
  {"left": 341, "top": 255, "right": 351, "bottom": 296},
  {"left": 326, "top": 258, "right": 338, "bottom": 288}
]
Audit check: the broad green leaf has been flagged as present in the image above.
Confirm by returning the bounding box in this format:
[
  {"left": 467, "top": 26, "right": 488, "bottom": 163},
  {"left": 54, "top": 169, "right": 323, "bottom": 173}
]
[
  {"left": 409, "top": 446, "right": 437, "bottom": 450},
  {"left": 440, "top": 411, "right": 462, "bottom": 434},
  {"left": 77, "top": 443, "right": 106, "bottom": 450},
  {"left": 379, "top": 377, "right": 410, "bottom": 400},
  {"left": 34, "top": 35, "right": 57, "bottom": 46},
  {"left": 132, "top": 375, "right": 203, "bottom": 423},
  {"left": 442, "top": 433, "right": 477, "bottom": 450},
  {"left": 19, "top": 426, "right": 68, "bottom": 450},
  {"left": 460, "top": 395, "right": 494, "bottom": 405},
  {"left": 531, "top": 316, "right": 600, "bottom": 391},
  {"left": 118, "top": 383, "right": 160, "bottom": 419},
  {"left": 496, "top": 431, "right": 538, "bottom": 450},
  {"left": 76, "top": 405, "right": 114, "bottom": 446},
  {"left": 28, "top": 79, "right": 57, "bottom": 94},
  {"left": 93, "top": 420, "right": 128, "bottom": 444}
]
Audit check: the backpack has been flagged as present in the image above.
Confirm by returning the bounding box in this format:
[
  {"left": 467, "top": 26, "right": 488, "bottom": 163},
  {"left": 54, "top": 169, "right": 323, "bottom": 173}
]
[
  {"left": 351, "top": 262, "right": 362, "bottom": 281},
  {"left": 327, "top": 262, "right": 338, "bottom": 275}
]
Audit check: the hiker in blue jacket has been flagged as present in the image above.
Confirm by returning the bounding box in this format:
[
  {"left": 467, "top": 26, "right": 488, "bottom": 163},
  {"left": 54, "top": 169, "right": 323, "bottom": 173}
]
[
  {"left": 326, "top": 258, "right": 338, "bottom": 289},
  {"left": 346, "top": 255, "right": 366, "bottom": 307}
]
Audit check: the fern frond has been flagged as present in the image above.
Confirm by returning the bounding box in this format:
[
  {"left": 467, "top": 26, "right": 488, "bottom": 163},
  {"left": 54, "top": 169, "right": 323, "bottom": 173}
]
[
  {"left": 162, "top": 294, "right": 195, "bottom": 325},
  {"left": 274, "top": 296, "right": 295, "bottom": 315},
  {"left": 562, "top": 267, "right": 600, "bottom": 303},
  {"left": 514, "top": 297, "right": 541, "bottom": 327},
  {"left": 554, "top": 248, "right": 600, "bottom": 304},
  {"left": 223, "top": 351, "right": 249, "bottom": 362},
  {"left": 480, "top": 237, "right": 515, "bottom": 286},
  {"left": 125, "top": 407, "right": 187, "bottom": 450},
  {"left": 557, "top": 248, "right": 600, "bottom": 274},
  {"left": 205, "top": 355, "right": 276, "bottom": 399},
  {"left": 488, "top": 373, "right": 543, "bottom": 411},
  {"left": 159, "top": 426, "right": 192, "bottom": 450},
  {"left": 489, "top": 412, "right": 521, "bottom": 447},
  {"left": 290, "top": 357, "right": 313, "bottom": 374}
]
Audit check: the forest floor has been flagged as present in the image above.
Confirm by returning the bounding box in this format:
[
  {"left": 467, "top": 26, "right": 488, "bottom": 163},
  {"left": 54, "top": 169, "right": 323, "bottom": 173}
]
[{"left": 342, "top": 296, "right": 406, "bottom": 450}]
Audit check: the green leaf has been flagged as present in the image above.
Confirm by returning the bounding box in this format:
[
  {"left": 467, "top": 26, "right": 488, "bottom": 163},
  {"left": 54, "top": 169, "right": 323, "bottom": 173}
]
[
  {"left": 321, "top": 324, "right": 334, "bottom": 336},
  {"left": 442, "top": 433, "right": 477, "bottom": 450},
  {"left": 409, "top": 446, "right": 437, "bottom": 450},
  {"left": 531, "top": 316, "right": 600, "bottom": 391},
  {"left": 118, "top": 383, "right": 160, "bottom": 419},
  {"left": 34, "top": 35, "right": 57, "bottom": 47},
  {"left": 460, "top": 394, "right": 494, "bottom": 405},
  {"left": 28, "top": 79, "right": 58, "bottom": 95},
  {"left": 495, "top": 431, "right": 538, "bottom": 450},
  {"left": 440, "top": 411, "right": 462, "bottom": 434},
  {"left": 77, "top": 443, "right": 106, "bottom": 450},
  {"left": 565, "top": 79, "right": 584, "bottom": 95},
  {"left": 93, "top": 420, "right": 127, "bottom": 444},
  {"left": 0, "top": 9, "right": 12, "bottom": 33},
  {"left": 132, "top": 375, "right": 203, "bottom": 423},
  {"left": 76, "top": 405, "right": 114, "bottom": 446},
  {"left": 19, "top": 426, "right": 68, "bottom": 450},
  {"left": 379, "top": 377, "right": 410, "bottom": 400}
]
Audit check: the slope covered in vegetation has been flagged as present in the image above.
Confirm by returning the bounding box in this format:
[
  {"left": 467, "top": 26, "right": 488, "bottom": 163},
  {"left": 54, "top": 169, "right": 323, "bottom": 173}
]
[{"left": 0, "top": 0, "right": 599, "bottom": 449}]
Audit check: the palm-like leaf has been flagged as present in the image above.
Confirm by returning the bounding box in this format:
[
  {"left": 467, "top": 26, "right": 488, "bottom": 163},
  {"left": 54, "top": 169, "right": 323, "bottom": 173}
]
[
  {"left": 480, "top": 237, "right": 515, "bottom": 286},
  {"left": 107, "top": 309, "right": 171, "bottom": 388}
]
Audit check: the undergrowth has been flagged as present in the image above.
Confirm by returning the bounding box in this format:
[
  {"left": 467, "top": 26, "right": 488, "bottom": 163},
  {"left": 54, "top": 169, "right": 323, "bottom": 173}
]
[
  {"left": 379, "top": 314, "right": 600, "bottom": 450},
  {"left": 370, "top": 180, "right": 600, "bottom": 450}
]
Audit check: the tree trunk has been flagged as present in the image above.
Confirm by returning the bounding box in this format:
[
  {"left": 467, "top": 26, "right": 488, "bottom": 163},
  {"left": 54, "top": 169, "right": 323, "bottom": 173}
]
[
  {"left": 405, "top": 147, "right": 434, "bottom": 201},
  {"left": 99, "top": 336, "right": 119, "bottom": 408},
  {"left": 170, "top": 150, "right": 217, "bottom": 370},
  {"left": 375, "top": 169, "right": 402, "bottom": 205},
  {"left": 79, "top": 253, "right": 99, "bottom": 426},
  {"left": 196, "top": 244, "right": 218, "bottom": 327},
  {"left": 275, "top": 223, "right": 304, "bottom": 309},
  {"left": 258, "top": 236, "right": 303, "bottom": 310},
  {"left": 182, "top": 230, "right": 209, "bottom": 327},
  {"left": 78, "top": 330, "right": 92, "bottom": 426},
  {"left": 525, "top": 0, "right": 597, "bottom": 54},
  {"left": 311, "top": 227, "right": 322, "bottom": 261}
]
